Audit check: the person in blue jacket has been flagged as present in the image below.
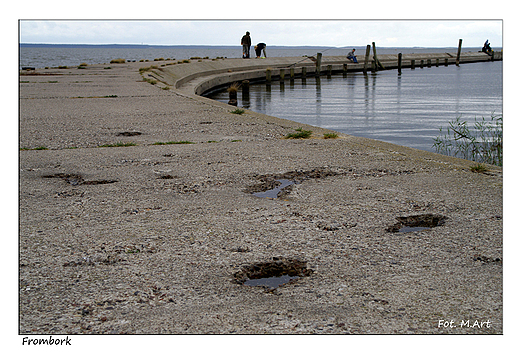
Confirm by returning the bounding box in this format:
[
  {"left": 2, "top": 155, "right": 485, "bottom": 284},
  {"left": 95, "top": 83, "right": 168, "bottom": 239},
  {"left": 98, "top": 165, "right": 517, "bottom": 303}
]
[{"left": 347, "top": 48, "right": 358, "bottom": 63}]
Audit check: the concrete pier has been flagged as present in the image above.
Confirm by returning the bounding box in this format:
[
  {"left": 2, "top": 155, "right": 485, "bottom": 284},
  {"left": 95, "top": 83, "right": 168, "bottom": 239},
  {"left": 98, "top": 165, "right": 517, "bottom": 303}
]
[
  {"left": 19, "top": 52, "right": 502, "bottom": 335},
  {"left": 152, "top": 51, "right": 502, "bottom": 96}
]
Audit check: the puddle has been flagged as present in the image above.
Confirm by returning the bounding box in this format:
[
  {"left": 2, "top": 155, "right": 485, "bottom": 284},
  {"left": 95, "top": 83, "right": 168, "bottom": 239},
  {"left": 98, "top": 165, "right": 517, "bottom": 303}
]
[
  {"left": 252, "top": 179, "right": 295, "bottom": 199},
  {"left": 386, "top": 214, "right": 447, "bottom": 233},
  {"left": 398, "top": 226, "right": 431, "bottom": 233},
  {"left": 243, "top": 275, "right": 300, "bottom": 289},
  {"left": 246, "top": 168, "right": 346, "bottom": 199},
  {"left": 234, "top": 258, "right": 312, "bottom": 290}
]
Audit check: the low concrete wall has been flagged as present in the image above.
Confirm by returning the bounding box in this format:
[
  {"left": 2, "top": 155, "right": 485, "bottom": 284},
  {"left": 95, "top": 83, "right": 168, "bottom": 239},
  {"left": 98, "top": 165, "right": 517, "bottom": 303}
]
[{"left": 157, "top": 51, "right": 502, "bottom": 96}]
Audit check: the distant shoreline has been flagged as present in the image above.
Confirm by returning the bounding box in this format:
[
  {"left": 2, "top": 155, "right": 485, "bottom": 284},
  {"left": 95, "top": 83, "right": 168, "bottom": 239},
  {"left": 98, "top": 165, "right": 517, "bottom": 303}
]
[{"left": 19, "top": 43, "right": 486, "bottom": 50}]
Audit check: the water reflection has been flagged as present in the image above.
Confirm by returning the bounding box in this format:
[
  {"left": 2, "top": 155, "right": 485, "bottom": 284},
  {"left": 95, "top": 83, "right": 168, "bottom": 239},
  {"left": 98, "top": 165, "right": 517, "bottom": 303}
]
[{"left": 207, "top": 61, "right": 502, "bottom": 152}]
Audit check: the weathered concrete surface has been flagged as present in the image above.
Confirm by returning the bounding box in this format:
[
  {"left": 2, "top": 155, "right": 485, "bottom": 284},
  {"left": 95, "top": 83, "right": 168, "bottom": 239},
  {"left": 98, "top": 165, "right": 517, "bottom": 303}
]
[{"left": 19, "top": 55, "right": 502, "bottom": 335}]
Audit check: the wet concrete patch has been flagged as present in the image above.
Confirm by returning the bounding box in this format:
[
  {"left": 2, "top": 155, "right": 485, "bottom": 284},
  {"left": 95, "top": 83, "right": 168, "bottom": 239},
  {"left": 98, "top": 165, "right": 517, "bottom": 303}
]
[
  {"left": 234, "top": 258, "right": 312, "bottom": 291},
  {"left": 386, "top": 214, "right": 447, "bottom": 233},
  {"left": 42, "top": 173, "right": 118, "bottom": 186}
]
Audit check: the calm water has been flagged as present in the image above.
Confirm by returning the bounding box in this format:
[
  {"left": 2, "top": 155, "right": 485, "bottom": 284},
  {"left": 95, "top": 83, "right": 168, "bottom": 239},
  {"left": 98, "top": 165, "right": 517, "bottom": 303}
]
[
  {"left": 207, "top": 61, "right": 503, "bottom": 152},
  {"left": 19, "top": 45, "right": 484, "bottom": 69}
]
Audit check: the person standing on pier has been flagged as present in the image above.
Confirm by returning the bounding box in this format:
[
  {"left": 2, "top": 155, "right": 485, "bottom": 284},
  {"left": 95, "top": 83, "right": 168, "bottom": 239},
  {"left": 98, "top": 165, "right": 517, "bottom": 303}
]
[
  {"left": 254, "top": 43, "right": 267, "bottom": 58},
  {"left": 347, "top": 48, "right": 358, "bottom": 63},
  {"left": 241, "top": 31, "right": 251, "bottom": 58}
]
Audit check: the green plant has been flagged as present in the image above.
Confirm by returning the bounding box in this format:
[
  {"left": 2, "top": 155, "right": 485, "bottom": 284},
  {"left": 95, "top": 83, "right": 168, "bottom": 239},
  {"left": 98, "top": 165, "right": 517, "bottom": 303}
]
[
  {"left": 433, "top": 113, "right": 502, "bottom": 166},
  {"left": 323, "top": 133, "right": 338, "bottom": 139},
  {"left": 285, "top": 128, "right": 313, "bottom": 139},
  {"left": 20, "top": 146, "right": 48, "bottom": 151},
  {"left": 230, "top": 108, "right": 245, "bottom": 115},
  {"left": 153, "top": 141, "right": 194, "bottom": 145},
  {"left": 110, "top": 58, "right": 126, "bottom": 64},
  {"left": 470, "top": 163, "right": 489, "bottom": 173}
]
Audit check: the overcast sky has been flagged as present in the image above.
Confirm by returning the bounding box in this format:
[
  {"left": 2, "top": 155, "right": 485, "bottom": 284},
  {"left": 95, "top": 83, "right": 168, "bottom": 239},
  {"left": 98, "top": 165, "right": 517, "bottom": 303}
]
[{"left": 19, "top": 19, "right": 502, "bottom": 48}]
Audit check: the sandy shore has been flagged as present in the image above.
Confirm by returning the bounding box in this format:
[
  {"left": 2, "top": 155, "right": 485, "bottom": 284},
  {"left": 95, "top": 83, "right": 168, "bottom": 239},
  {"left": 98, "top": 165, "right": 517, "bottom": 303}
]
[{"left": 19, "top": 57, "right": 502, "bottom": 335}]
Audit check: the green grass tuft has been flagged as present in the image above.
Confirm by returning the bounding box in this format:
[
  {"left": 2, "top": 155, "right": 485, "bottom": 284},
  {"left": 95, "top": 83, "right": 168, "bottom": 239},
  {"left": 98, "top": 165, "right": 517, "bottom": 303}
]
[
  {"left": 285, "top": 128, "right": 313, "bottom": 139},
  {"left": 153, "top": 141, "right": 194, "bottom": 145}
]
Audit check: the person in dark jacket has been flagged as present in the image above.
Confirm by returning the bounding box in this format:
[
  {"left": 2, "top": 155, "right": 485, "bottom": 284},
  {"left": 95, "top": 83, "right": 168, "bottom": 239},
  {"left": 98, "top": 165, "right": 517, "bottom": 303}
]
[
  {"left": 254, "top": 43, "right": 267, "bottom": 58},
  {"left": 241, "top": 31, "right": 251, "bottom": 58}
]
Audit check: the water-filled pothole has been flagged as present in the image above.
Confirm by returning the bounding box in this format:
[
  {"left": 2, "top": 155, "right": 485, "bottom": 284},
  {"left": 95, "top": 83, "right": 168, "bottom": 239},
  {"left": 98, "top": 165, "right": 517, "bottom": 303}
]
[
  {"left": 42, "top": 173, "right": 118, "bottom": 186},
  {"left": 253, "top": 179, "right": 295, "bottom": 199},
  {"left": 386, "top": 214, "right": 447, "bottom": 233},
  {"left": 243, "top": 275, "right": 300, "bottom": 289},
  {"left": 234, "top": 258, "right": 312, "bottom": 290},
  {"left": 246, "top": 168, "right": 345, "bottom": 199}
]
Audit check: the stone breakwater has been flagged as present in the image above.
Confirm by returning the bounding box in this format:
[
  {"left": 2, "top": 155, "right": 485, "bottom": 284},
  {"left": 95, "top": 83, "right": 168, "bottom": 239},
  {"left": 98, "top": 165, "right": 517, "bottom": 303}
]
[{"left": 19, "top": 54, "right": 502, "bottom": 335}]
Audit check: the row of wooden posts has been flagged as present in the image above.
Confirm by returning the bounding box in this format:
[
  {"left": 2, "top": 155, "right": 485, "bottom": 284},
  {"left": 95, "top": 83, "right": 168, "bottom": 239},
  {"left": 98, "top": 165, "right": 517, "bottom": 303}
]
[{"left": 229, "top": 40, "right": 469, "bottom": 104}]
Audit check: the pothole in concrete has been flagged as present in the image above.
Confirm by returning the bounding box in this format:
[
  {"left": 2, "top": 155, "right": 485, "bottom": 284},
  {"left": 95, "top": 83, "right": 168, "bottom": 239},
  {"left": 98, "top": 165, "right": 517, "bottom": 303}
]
[
  {"left": 117, "top": 131, "right": 142, "bottom": 136},
  {"left": 253, "top": 179, "right": 295, "bottom": 199},
  {"left": 246, "top": 168, "right": 345, "bottom": 199},
  {"left": 386, "top": 214, "right": 447, "bottom": 233},
  {"left": 42, "top": 173, "right": 118, "bottom": 186},
  {"left": 234, "top": 258, "right": 312, "bottom": 290}
]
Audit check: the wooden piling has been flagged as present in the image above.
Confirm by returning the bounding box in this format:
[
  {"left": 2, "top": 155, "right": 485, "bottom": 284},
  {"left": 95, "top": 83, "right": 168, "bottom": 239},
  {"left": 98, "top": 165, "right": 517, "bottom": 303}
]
[
  {"left": 397, "top": 53, "right": 402, "bottom": 75},
  {"left": 279, "top": 69, "right": 285, "bottom": 80},
  {"left": 427, "top": 59, "right": 431, "bottom": 67},
  {"left": 372, "top": 42, "right": 385, "bottom": 70},
  {"left": 371, "top": 60, "right": 376, "bottom": 72},
  {"left": 435, "top": 58, "right": 439, "bottom": 67},
  {"left": 290, "top": 67, "right": 295, "bottom": 80},
  {"left": 444, "top": 58, "right": 449, "bottom": 66},
  {"left": 327, "top": 65, "right": 332, "bottom": 76},
  {"left": 315, "top": 53, "right": 322, "bottom": 76},
  {"left": 363, "top": 44, "right": 371, "bottom": 75},
  {"left": 456, "top": 39, "right": 462, "bottom": 66},
  {"left": 343, "top": 63, "right": 348, "bottom": 75},
  {"left": 302, "top": 66, "right": 307, "bottom": 78},
  {"left": 266, "top": 68, "right": 271, "bottom": 84},
  {"left": 411, "top": 59, "right": 415, "bottom": 70},
  {"left": 241, "top": 80, "right": 249, "bottom": 95}
]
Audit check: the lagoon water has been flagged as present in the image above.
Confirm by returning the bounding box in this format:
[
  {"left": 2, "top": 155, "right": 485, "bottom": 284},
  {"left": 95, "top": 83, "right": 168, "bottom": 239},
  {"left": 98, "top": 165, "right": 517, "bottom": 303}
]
[{"left": 207, "top": 61, "right": 502, "bottom": 153}]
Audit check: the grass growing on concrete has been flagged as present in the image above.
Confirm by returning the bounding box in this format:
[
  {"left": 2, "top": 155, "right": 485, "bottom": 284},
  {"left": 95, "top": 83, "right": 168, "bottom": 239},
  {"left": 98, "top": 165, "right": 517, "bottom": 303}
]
[
  {"left": 20, "top": 146, "right": 48, "bottom": 151},
  {"left": 230, "top": 108, "right": 245, "bottom": 115},
  {"left": 470, "top": 163, "right": 489, "bottom": 173},
  {"left": 153, "top": 141, "right": 195, "bottom": 145},
  {"left": 323, "top": 133, "right": 338, "bottom": 139},
  {"left": 285, "top": 128, "right": 313, "bottom": 139}
]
